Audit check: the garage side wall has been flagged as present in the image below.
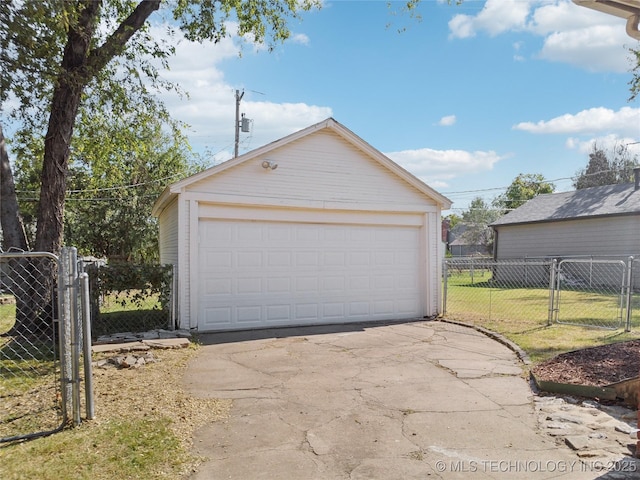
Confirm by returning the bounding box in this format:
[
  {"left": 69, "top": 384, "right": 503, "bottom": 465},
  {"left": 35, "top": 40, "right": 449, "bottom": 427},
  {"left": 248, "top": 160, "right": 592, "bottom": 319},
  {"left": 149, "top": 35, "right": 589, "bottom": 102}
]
[{"left": 157, "top": 198, "right": 179, "bottom": 266}]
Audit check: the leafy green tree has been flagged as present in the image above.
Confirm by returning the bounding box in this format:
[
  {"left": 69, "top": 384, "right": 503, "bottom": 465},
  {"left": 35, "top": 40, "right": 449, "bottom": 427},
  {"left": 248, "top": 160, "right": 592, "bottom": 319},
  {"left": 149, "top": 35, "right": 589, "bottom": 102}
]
[
  {"left": 630, "top": 47, "right": 640, "bottom": 102},
  {"left": 493, "top": 173, "right": 555, "bottom": 213},
  {"left": 573, "top": 143, "right": 639, "bottom": 190},
  {"left": 13, "top": 107, "right": 202, "bottom": 262},
  {"left": 460, "top": 197, "right": 500, "bottom": 252}
]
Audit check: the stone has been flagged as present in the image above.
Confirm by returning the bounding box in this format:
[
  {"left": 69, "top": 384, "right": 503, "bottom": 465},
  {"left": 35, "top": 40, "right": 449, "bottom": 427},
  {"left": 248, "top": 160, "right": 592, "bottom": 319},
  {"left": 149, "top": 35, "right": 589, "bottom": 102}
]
[
  {"left": 565, "top": 435, "right": 591, "bottom": 450},
  {"left": 576, "top": 449, "right": 609, "bottom": 458},
  {"left": 614, "top": 422, "right": 636, "bottom": 435},
  {"left": 547, "top": 412, "right": 586, "bottom": 425},
  {"left": 121, "top": 355, "right": 137, "bottom": 368}
]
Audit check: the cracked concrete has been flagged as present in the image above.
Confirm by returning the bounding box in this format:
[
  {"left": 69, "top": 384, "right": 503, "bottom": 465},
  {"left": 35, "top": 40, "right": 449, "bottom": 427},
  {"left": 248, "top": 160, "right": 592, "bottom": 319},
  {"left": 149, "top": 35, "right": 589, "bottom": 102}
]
[{"left": 184, "top": 320, "right": 638, "bottom": 479}]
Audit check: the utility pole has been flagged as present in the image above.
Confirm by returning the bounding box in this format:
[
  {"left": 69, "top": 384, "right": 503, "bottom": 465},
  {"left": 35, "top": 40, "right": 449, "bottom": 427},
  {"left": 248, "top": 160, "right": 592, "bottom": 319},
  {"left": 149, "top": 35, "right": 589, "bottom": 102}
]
[{"left": 234, "top": 89, "right": 244, "bottom": 158}]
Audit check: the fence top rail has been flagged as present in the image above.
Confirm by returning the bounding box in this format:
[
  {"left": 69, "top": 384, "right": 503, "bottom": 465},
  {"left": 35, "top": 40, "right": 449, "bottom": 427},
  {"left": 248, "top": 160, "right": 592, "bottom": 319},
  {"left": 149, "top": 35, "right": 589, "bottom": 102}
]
[
  {"left": 558, "top": 258, "right": 627, "bottom": 266},
  {"left": 0, "top": 251, "right": 59, "bottom": 261},
  {"left": 445, "top": 259, "right": 553, "bottom": 267}
]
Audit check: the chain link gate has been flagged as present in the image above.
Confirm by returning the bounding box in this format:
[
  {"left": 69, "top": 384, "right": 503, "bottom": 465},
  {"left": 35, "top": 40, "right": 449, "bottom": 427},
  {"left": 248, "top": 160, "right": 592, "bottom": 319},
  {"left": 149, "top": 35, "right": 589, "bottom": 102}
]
[
  {"left": 443, "top": 257, "right": 637, "bottom": 332},
  {"left": 0, "top": 251, "right": 65, "bottom": 441},
  {"left": 0, "top": 247, "right": 94, "bottom": 443},
  {"left": 550, "top": 258, "right": 631, "bottom": 330}
]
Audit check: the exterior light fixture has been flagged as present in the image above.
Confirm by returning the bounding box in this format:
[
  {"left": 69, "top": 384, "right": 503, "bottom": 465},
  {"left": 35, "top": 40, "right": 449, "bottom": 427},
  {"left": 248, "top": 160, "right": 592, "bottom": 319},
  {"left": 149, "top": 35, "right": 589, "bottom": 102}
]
[{"left": 261, "top": 160, "right": 278, "bottom": 170}]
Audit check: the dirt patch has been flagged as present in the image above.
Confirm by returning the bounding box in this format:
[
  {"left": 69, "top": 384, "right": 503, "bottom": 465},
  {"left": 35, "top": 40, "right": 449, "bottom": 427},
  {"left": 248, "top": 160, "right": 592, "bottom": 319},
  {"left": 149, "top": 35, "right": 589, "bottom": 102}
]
[
  {"left": 532, "top": 340, "right": 640, "bottom": 387},
  {"left": 91, "top": 345, "right": 230, "bottom": 448}
]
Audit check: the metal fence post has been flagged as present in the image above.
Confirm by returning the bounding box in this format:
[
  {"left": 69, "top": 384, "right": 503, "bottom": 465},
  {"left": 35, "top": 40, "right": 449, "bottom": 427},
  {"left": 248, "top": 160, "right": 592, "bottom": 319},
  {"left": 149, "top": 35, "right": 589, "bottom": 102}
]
[
  {"left": 170, "top": 264, "right": 176, "bottom": 330},
  {"left": 62, "top": 247, "right": 82, "bottom": 426},
  {"left": 59, "top": 248, "right": 73, "bottom": 424},
  {"left": 625, "top": 256, "right": 634, "bottom": 332},
  {"left": 547, "top": 259, "right": 557, "bottom": 326},
  {"left": 442, "top": 260, "right": 448, "bottom": 315},
  {"left": 80, "top": 272, "right": 95, "bottom": 420}
]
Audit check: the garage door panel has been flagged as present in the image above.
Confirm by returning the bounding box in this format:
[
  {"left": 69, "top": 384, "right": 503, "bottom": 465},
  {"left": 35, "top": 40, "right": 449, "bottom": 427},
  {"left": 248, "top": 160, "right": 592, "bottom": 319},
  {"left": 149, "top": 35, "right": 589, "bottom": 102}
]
[
  {"left": 349, "top": 302, "right": 370, "bottom": 316},
  {"left": 198, "top": 220, "right": 423, "bottom": 331},
  {"left": 296, "top": 303, "right": 318, "bottom": 319},
  {"left": 267, "top": 277, "right": 291, "bottom": 293},
  {"left": 237, "top": 251, "right": 263, "bottom": 268},
  {"left": 322, "top": 303, "right": 345, "bottom": 318},
  {"left": 373, "top": 300, "right": 394, "bottom": 315},
  {"left": 296, "top": 252, "right": 319, "bottom": 266},
  {"left": 202, "top": 306, "right": 232, "bottom": 326},
  {"left": 237, "top": 223, "right": 264, "bottom": 241},
  {"left": 268, "top": 251, "right": 292, "bottom": 267},
  {"left": 203, "top": 278, "right": 232, "bottom": 295},
  {"left": 237, "top": 306, "right": 261, "bottom": 323},
  {"left": 267, "top": 304, "right": 291, "bottom": 321},
  {"left": 237, "top": 277, "right": 262, "bottom": 294},
  {"left": 295, "top": 276, "right": 319, "bottom": 293},
  {"left": 349, "top": 276, "right": 370, "bottom": 290}
]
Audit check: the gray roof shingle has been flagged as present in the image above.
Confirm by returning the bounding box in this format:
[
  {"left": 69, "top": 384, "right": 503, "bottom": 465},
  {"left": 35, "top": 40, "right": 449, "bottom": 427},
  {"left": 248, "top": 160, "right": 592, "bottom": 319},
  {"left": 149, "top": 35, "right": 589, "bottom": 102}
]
[{"left": 491, "top": 182, "right": 640, "bottom": 227}]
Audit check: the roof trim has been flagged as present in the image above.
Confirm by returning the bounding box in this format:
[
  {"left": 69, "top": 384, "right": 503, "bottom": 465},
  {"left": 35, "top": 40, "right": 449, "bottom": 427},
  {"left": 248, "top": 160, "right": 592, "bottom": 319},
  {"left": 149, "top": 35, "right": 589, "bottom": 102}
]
[
  {"left": 492, "top": 210, "right": 640, "bottom": 229},
  {"left": 152, "top": 117, "right": 452, "bottom": 216}
]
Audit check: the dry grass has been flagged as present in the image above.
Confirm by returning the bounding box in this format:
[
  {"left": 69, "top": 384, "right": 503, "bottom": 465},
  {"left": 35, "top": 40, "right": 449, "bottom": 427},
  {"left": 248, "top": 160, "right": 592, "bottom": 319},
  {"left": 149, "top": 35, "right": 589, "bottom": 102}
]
[
  {"left": 0, "top": 343, "right": 231, "bottom": 480},
  {"left": 90, "top": 344, "right": 230, "bottom": 451}
]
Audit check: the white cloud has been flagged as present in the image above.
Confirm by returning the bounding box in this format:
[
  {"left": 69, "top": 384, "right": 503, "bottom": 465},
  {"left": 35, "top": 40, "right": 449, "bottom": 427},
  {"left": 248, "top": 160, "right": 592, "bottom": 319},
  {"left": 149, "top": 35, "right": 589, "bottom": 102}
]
[
  {"left": 438, "top": 115, "right": 456, "bottom": 126},
  {"left": 145, "top": 25, "right": 331, "bottom": 162},
  {"left": 538, "top": 25, "right": 631, "bottom": 72},
  {"left": 566, "top": 134, "right": 640, "bottom": 156},
  {"left": 290, "top": 33, "right": 310, "bottom": 45},
  {"left": 513, "top": 106, "right": 640, "bottom": 136},
  {"left": 385, "top": 148, "right": 506, "bottom": 186},
  {"left": 448, "top": 0, "right": 633, "bottom": 73},
  {"left": 449, "top": 0, "right": 531, "bottom": 39}
]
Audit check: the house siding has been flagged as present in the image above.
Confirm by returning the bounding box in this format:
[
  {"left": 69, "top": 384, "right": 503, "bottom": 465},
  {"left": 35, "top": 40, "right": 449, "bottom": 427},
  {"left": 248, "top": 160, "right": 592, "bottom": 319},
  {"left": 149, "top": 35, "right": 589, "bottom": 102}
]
[
  {"left": 495, "top": 215, "right": 640, "bottom": 259},
  {"left": 157, "top": 198, "right": 179, "bottom": 266},
  {"left": 184, "top": 130, "right": 434, "bottom": 210}
]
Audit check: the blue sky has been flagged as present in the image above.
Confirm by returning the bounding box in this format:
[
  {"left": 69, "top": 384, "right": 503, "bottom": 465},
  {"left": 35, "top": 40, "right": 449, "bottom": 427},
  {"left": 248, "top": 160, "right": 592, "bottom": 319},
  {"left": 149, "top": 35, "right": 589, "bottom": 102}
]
[{"left": 11, "top": 0, "right": 638, "bottom": 214}]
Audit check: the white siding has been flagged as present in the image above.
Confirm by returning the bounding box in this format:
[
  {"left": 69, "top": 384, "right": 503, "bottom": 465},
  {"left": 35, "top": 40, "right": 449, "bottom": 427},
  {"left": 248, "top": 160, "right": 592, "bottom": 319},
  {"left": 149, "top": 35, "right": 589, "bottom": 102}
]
[
  {"left": 496, "top": 216, "right": 640, "bottom": 258},
  {"left": 184, "top": 130, "right": 433, "bottom": 209},
  {"left": 157, "top": 198, "right": 179, "bottom": 266}
]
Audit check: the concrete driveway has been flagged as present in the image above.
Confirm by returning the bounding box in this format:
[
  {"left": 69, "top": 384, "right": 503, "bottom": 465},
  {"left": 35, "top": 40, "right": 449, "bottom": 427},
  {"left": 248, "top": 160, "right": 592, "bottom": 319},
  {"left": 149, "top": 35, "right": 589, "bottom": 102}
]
[{"left": 183, "top": 320, "right": 604, "bottom": 479}]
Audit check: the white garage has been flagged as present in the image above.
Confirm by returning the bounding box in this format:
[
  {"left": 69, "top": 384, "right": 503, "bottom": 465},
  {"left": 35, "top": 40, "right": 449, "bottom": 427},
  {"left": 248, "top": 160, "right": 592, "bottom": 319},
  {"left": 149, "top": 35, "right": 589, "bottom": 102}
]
[{"left": 152, "top": 118, "right": 451, "bottom": 332}]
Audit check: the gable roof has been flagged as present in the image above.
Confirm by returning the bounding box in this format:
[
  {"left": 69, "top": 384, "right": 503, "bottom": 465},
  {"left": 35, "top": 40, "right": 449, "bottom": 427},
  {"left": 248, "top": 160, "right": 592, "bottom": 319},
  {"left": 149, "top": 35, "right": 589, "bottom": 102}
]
[
  {"left": 491, "top": 182, "right": 640, "bottom": 227},
  {"left": 153, "top": 117, "right": 451, "bottom": 215}
]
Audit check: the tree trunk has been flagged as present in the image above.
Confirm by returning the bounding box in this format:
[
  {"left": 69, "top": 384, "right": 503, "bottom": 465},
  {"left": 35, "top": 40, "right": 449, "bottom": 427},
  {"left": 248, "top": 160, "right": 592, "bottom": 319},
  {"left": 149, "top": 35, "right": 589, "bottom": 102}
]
[
  {"left": 0, "top": 123, "right": 28, "bottom": 252},
  {"left": 0, "top": 123, "right": 41, "bottom": 337},
  {"left": 34, "top": 0, "right": 101, "bottom": 254}
]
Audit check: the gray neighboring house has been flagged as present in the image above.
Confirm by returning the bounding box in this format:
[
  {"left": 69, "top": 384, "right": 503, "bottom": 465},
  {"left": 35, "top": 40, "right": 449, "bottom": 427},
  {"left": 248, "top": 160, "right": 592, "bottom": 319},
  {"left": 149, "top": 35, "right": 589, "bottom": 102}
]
[{"left": 491, "top": 178, "right": 640, "bottom": 260}]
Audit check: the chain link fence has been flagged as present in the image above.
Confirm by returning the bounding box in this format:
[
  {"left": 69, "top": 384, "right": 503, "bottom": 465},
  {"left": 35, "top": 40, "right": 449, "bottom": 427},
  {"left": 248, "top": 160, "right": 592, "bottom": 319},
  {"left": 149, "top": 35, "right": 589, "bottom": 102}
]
[
  {"left": 443, "top": 256, "right": 640, "bottom": 332},
  {"left": 85, "top": 263, "right": 175, "bottom": 340},
  {"left": 0, "top": 248, "right": 94, "bottom": 443},
  {"left": 443, "top": 257, "right": 552, "bottom": 325}
]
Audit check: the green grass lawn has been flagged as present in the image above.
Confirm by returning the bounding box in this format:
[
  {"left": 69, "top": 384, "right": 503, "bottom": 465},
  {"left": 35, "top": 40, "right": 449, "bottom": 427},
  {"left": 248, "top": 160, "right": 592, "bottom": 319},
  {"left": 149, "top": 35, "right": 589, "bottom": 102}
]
[{"left": 444, "top": 272, "right": 640, "bottom": 363}]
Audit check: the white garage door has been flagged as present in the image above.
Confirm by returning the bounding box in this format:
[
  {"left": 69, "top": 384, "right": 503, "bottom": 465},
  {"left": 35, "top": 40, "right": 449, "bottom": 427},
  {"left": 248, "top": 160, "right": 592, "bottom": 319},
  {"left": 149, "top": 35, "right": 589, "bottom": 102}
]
[{"left": 197, "top": 220, "right": 423, "bottom": 331}]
